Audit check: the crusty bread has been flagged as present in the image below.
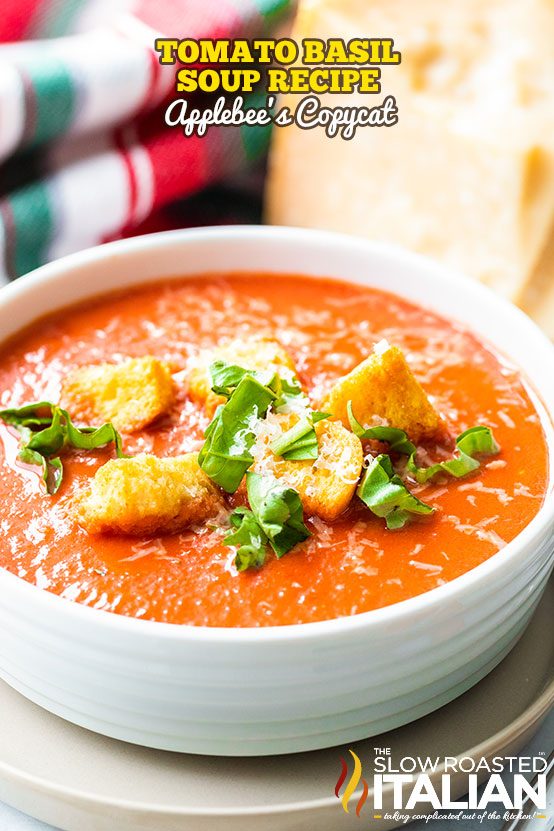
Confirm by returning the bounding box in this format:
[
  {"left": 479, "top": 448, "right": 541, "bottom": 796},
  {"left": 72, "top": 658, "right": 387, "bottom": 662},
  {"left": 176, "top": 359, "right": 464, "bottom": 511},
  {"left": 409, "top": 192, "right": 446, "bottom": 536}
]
[
  {"left": 266, "top": 0, "right": 554, "bottom": 332},
  {"left": 517, "top": 218, "right": 554, "bottom": 338}
]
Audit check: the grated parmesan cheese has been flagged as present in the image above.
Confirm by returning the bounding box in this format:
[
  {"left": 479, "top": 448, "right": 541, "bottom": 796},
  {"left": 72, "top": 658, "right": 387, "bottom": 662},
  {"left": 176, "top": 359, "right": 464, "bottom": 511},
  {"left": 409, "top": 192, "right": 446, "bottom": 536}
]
[{"left": 409, "top": 560, "right": 443, "bottom": 575}]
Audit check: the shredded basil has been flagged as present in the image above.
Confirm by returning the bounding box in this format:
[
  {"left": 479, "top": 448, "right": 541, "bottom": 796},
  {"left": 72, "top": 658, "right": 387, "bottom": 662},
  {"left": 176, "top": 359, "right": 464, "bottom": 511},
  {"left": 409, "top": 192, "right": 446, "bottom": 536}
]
[
  {"left": 247, "top": 472, "right": 311, "bottom": 556},
  {"left": 347, "top": 401, "right": 416, "bottom": 455},
  {"left": 209, "top": 359, "right": 307, "bottom": 410},
  {"left": 407, "top": 426, "right": 500, "bottom": 483},
  {"left": 203, "top": 360, "right": 328, "bottom": 487},
  {"left": 271, "top": 374, "right": 306, "bottom": 411},
  {"left": 270, "top": 411, "right": 329, "bottom": 461},
  {"left": 348, "top": 401, "right": 500, "bottom": 484},
  {"left": 199, "top": 376, "right": 275, "bottom": 493},
  {"left": 0, "top": 401, "right": 127, "bottom": 495},
  {"left": 225, "top": 472, "right": 311, "bottom": 570},
  {"left": 209, "top": 361, "right": 274, "bottom": 399},
  {"left": 224, "top": 506, "right": 268, "bottom": 571},
  {"left": 357, "top": 453, "right": 434, "bottom": 530}
]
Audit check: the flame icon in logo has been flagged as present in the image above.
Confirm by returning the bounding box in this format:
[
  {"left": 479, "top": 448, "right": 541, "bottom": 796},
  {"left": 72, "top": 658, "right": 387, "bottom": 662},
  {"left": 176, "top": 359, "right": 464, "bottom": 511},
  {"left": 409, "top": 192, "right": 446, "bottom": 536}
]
[{"left": 335, "top": 749, "right": 369, "bottom": 816}]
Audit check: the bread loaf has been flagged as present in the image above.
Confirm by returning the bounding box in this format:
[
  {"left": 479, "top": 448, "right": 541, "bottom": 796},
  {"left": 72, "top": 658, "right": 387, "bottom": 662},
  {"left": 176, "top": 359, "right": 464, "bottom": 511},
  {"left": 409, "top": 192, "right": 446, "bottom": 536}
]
[{"left": 266, "top": 0, "right": 554, "bottom": 335}]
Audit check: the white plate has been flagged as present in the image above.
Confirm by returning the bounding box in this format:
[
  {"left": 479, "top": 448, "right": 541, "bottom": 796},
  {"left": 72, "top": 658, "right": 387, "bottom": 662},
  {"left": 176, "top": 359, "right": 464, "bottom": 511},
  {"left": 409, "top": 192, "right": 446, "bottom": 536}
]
[{"left": 0, "top": 576, "right": 552, "bottom": 831}]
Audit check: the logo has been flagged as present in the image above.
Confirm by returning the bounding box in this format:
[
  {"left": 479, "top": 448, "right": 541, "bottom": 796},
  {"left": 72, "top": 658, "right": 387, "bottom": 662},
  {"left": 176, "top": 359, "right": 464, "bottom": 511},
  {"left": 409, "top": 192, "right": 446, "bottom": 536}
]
[
  {"left": 334, "top": 748, "right": 551, "bottom": 824},
  {"left": 335, "top": 751, "right": 369, "bottom": 816}
]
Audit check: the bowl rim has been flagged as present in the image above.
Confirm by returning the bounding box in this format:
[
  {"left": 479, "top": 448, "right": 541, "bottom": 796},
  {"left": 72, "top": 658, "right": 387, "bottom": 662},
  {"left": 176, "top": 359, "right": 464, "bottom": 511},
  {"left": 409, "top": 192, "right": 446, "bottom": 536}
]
[{"left": 0, "top": 224, "right": 553, "bottom": 642}]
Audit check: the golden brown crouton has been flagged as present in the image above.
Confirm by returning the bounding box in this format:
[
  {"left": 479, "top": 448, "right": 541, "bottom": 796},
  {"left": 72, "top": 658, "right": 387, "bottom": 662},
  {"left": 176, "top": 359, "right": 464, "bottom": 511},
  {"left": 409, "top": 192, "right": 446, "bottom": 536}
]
[
  {"left": 250, "top": 413, "right": 363, "bottom": 521},
  {"left": 75, "top": 453, "right": 221, "bottom": 536},
  {"left": 62, "top": 356, "right": 175, "bottom": 433},
  {"left": 321, "top": 341, "right": 441, "bottom": 443},
  {"left": 188, "top": 335, "right": 297, "bottom": 416}
]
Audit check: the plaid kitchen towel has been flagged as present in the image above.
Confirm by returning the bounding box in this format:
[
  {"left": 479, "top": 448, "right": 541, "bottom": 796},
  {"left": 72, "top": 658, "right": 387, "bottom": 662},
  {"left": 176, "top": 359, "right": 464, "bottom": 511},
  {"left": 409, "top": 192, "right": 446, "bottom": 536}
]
[{"left": 0, "top": 0, "right": 291, "bottom": 280}]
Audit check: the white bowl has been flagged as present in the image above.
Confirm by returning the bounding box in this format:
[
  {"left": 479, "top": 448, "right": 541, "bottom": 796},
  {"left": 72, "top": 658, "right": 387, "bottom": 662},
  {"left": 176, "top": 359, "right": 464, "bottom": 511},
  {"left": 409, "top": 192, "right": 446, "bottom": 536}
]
[{"left": 0, "top": 227, "right": 552, "bottom": 756}]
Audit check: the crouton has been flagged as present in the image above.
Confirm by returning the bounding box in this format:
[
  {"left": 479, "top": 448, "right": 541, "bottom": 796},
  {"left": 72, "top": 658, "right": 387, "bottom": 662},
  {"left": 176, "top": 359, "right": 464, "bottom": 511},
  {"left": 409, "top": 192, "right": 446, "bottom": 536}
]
[
  {"left": 75, "top": 452, "right": 221, "bottom": 536},
  {"left": 250, "top": 413, "right": 363, "bottom": 521},
  {"left": 62, "top": 356, "right": 175, "bottom": 433},
  {"left": 321, "top": 340, "right": 441, "bottom": 443},
  {"left": 188, "top": 336, "right": 297, "bottom": 416}
]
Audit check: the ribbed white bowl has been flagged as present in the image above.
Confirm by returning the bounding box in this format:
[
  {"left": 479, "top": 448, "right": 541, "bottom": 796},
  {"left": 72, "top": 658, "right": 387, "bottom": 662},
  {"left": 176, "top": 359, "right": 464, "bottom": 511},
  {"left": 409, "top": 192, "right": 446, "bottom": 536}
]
[{"left": 0, "top": 227, "right": 552, "bottom": 755}]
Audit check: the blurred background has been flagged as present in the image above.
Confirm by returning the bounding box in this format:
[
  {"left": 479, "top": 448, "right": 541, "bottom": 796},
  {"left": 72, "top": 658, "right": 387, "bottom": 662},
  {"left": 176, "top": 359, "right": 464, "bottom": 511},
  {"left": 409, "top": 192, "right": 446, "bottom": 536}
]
[
  {"left": 0, "top": 0, "right": 287, "bottom": 280},
  {"left": 0, "top": 0, "right": 553, "bottom": 338}
]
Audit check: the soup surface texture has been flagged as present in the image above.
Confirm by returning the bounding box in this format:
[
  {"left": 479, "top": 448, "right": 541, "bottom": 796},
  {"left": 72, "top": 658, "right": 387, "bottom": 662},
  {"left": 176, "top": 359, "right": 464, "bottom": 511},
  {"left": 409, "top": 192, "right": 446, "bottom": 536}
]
[{"left": 0, "top": 275, "right": 548, "bottom": 626}]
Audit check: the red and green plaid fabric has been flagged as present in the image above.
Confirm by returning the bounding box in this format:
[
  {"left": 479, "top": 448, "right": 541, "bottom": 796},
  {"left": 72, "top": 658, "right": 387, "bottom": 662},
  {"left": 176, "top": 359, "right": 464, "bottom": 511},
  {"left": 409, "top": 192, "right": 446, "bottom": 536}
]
[{"left": 0, "top": 0, "right": 291, "bottom": 281}]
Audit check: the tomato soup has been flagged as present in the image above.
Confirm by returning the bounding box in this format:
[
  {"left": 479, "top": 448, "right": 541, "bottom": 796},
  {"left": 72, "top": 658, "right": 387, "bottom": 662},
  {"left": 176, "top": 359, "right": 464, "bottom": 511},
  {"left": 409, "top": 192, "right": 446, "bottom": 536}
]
[{"left": 0, "top": 275, "right": 548, "bottom": 626}]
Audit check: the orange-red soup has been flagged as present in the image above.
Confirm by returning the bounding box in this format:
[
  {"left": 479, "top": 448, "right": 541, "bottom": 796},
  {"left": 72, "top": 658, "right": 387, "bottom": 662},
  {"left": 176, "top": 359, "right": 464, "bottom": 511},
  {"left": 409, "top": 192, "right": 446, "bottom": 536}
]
[{"left": 0, "top": 275, "right": 548, "bottom": 626}]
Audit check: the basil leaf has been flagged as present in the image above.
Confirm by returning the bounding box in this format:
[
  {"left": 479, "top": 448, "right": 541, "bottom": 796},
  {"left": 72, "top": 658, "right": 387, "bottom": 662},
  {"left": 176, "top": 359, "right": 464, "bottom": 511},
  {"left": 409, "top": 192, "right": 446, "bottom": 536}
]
[
  {"left": 347, "top": 401, "right": 416, "bottom": 455},
  {"left": 18, "top": 445, "right": 46, "bottom": 467},
  {"left": 65, "top": 419, "right": 126, "bottom": 458},
  {"left": 209, "top": 361, "right": 247, "bottom": 397},
  {"left": 457, "top": 425, "right": 501, "bottom": 456},
  {"left": 272, "top": 373, "right": 306, "bottom": 411},
  {"left": 26, "top": 407, "right": 66, "bottom": 456},
  {"left": 47, "top": 456, "right": 64, "bottom": 495},
  {"left": 270, "top": 411, "right": 330, "bottom": 461},
  {"left": 0, "top": 401, "right": 54, "bottom": 427},
  {"left": 209, "top": 360, "right": 280, "bottom": 398},
  {"left": 209, "top": 359, "right": 307, "bottom": 413},
  {"left": 407, "top": 425, "right": 500, "bottom": 483},
  {"left": 223, "top": 474, "right": 311, "bottom": 570},
  {"left": 0, "top": 401, "right": 127, "bottom": 495},
  {"left": 204, "top": 360, "right": 325, "bottom": 481},
  {"left": 209, "top": 361, "right": 258, "bottom": 398},
  {"left": 18, "top": 445, "right": 49, "bottom": 489},
  {"left": 357, "top": 453, "right": 434, "bottom": 530},
  {"left": 199, "top": 376, "right": 275, "bottom": 493},
  {"left": 246, "top": 472, "right": 310, "bottom": 557},
  {"left": 224, "top": 506, "right": 268, "bottom": 571}
]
